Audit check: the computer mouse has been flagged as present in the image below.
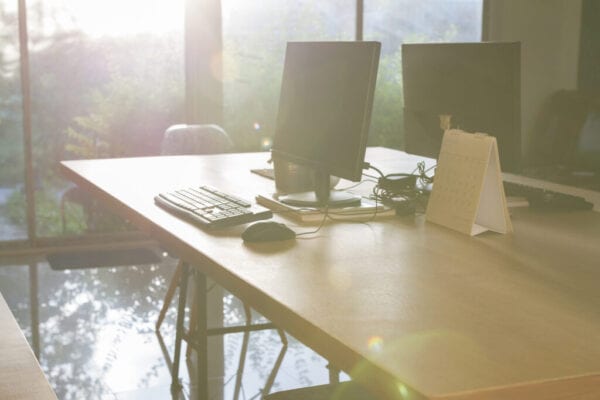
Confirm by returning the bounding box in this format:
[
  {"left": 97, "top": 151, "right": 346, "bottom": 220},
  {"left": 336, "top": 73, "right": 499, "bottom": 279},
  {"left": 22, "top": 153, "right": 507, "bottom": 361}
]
[{"left": 242, "top": 221, "right": 296, "bottom": 243}]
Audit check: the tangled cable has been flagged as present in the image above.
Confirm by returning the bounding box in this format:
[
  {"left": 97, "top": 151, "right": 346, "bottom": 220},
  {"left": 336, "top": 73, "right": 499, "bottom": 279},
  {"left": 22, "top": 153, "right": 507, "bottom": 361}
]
[{"left": 368, "top": 161, "right": 435, "bottom": 214}]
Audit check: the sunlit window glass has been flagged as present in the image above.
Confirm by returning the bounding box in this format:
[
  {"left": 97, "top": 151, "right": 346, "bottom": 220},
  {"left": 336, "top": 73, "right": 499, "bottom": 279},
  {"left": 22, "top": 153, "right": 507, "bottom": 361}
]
[
  {"left": 24, "top": 0, "right": 184, "bottom": 237},
  {"left": 0, "top": 1, "right": 27, "bottom": 240},
  {"left": 221, "top": 0, "right": 355, "bottom": 151}
]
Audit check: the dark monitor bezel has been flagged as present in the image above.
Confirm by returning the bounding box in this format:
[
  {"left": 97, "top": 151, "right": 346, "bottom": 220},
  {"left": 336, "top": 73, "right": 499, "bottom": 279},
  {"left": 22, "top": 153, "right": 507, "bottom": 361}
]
[
  {"left": 271, "top": 41, "right": 381, "bottom": 183},
  {"left": 402, "top": 41, "right": 521, "bottom": 173}
]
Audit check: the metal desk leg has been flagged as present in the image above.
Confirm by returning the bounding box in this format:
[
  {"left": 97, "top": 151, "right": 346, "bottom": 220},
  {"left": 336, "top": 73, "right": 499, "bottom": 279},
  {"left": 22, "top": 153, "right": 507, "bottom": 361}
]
[
  {"left": 171, "top": 262, "right": 189, "bottom": 394},
  {"left": 194, "top": 270, "right": 208, "bottom": 400}
]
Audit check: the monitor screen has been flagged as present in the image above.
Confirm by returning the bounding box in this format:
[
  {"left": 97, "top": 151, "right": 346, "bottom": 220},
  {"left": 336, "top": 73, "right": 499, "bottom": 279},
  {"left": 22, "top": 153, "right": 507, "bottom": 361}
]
[
  {"left": 402, "top": 42, "right": 521, "bottom": 172},
  {"left": 272, "top": 41, "right": 380, "bottom": 183}
]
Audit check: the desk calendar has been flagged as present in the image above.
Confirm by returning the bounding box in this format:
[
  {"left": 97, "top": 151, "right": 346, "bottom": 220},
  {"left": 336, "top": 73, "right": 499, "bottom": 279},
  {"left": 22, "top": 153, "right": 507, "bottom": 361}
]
[{"left": 426, "top": 129, "right": 512, "bottom": 235}]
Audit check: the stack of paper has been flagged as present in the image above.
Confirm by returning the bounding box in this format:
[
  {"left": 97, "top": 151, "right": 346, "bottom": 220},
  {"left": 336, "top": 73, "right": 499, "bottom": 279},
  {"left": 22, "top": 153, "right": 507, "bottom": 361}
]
[{"left": 256, "top": 194, "right": 395, "bottom": 223}]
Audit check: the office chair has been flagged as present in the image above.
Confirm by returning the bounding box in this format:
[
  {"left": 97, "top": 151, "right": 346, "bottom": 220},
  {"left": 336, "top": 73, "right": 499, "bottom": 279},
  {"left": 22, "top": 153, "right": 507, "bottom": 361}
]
[{"left": 160, "top": 123, "right": 233, "bottom": 155}]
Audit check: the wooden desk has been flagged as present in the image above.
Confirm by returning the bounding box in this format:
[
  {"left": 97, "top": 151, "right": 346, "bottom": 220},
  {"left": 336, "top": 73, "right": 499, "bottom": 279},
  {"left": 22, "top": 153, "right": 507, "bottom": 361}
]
[
  {"left": 0, "top": 292, "right": 57, "bottom": 400},
  {"left": 61, "top": 147, "right": 600, "bottom": 400}
]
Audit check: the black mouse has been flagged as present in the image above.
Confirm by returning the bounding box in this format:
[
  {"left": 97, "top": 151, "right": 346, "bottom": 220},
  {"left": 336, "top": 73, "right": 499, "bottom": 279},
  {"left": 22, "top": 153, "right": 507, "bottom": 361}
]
[{"left": 242, "top": 221, "right": 296, "bottom": 243}]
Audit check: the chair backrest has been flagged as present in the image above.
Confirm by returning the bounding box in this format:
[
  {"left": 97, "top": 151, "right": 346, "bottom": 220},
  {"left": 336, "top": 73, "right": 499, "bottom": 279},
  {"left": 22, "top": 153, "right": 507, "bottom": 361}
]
[
  {"left": 161, "top": 124, "right": 234, "bottom": 155},
  {"left": 528, "top": 90, "right": 597, "bottom": 167}
]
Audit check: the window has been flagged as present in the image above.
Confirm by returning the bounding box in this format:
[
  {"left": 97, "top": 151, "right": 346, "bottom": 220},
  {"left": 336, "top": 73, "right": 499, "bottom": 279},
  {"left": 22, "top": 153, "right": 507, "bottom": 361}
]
[
  {"left": 26, "top": 0, "right": 184, "bottom": 237},
  {"left": 0, "top": 1, "right": 26, "bottom": 240},
  {"left": 221, "top": 0, "right": 355, "bottom": 152},
  {"left": 0, "top": 0, "right": 483, "bottom": 246}
]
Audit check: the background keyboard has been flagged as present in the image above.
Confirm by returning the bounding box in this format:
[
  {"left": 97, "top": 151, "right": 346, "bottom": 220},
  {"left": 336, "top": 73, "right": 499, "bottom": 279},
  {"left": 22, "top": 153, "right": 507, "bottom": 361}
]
[
  {"left": 155, "top": 186, "right": 272, "bottom": 229},
  {"left": 503, "top": 181, "right": 594, "bottom": 210}
]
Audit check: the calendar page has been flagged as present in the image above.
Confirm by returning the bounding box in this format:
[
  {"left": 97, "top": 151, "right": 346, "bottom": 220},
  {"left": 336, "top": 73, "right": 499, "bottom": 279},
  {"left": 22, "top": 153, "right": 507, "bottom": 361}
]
[{"left": 426, "top": 129, "right": 512, "bottom": 235}]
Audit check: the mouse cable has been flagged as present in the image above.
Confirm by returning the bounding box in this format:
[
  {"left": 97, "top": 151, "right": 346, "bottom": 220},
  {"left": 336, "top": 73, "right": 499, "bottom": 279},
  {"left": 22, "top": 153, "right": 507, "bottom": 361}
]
[{"left": 295, "top": 205, "right": 330, "bottom": 237}]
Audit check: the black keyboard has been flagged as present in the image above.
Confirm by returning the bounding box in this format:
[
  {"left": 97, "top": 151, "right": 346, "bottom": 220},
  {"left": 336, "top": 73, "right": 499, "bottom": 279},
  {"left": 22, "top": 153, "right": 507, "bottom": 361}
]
[
  {"left": 155, "top": 186, "right": 272, "bottom": 229},
  {"left": 503, "top": 181, "right": 593, "bottom": 211}
]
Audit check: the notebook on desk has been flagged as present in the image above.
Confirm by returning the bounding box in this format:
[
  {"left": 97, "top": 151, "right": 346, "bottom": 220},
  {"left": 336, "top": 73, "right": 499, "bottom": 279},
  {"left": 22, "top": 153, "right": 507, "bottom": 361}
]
[{"left": 256, "top": 193, "right": 395, "bottom": 223}]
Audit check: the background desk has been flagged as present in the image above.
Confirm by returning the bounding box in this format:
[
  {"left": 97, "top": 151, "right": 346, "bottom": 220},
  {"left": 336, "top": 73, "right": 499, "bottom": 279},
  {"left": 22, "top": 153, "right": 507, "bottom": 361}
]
[{"left": 61, "top": 147, "right": 600, "bottom": 400}]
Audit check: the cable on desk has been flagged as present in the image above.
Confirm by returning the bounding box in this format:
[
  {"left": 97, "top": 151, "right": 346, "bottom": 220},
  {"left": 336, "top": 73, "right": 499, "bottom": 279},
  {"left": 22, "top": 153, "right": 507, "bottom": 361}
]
[
  {"left": 295, "top": 205, "right": 329, "bottom": 237},
  {"left": 366, "top": 161, "right": 436, "bottom": 215},
  {"left": 271, "top": 170, "right": 393, "bottom": 237}
]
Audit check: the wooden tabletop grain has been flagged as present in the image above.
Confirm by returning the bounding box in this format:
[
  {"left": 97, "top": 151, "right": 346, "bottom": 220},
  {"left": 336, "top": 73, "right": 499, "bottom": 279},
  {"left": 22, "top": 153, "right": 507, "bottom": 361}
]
[{"left": 60, "top": 148, "right": 600, "bottom": 400}]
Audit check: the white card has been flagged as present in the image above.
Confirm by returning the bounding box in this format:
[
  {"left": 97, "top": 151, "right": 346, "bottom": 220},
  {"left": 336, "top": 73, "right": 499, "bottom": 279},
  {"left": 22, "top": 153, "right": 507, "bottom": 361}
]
[{"left": 426, "top": 129, "right": 512, "bottom": 236}]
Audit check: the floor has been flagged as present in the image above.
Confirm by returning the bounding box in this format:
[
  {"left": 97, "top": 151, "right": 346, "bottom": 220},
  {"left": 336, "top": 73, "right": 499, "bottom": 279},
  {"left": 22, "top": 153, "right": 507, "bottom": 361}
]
[{"left": 0, "top": 250, "right": 344, "bottom": 400}]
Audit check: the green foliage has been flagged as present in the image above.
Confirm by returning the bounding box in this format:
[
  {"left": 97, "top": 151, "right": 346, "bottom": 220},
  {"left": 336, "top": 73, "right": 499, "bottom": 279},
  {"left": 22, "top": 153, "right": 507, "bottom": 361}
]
[
  {"left": 5, "top": 185, "right": 132, "bottom": 236},
  {"left": 54, "top": 35, "right": 185, "bottom": 161},
  {"left": 369, "top": 47, "right": 404, "bottom": 149},
  {"left": 5, "top": 187, "right": 86, "bottom": 236},
  {"left": 221, "top": 1, "right": 352, "bottom": 151},
  {"left": 65, "top": 69, "right": 183, "bottom": 159},
  {"left": 0, "top": 134, "right": 24, "bottom": 185}
]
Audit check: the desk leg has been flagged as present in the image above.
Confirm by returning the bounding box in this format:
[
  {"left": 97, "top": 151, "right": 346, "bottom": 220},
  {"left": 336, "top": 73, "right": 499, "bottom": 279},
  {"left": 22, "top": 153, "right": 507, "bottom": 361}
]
[
  {"left": 171, "top": 262, "right": 189, "bottom": 394},
  {"left": 194, "top": 270, "right": 208, "bottom": 400}
]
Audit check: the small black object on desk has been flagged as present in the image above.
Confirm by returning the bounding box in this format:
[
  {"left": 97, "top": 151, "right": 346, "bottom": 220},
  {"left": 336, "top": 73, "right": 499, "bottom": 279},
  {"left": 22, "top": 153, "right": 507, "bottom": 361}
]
[
  {"left": 526, "top": 190, "right": 594, "bottom": 210},
  {"left": 242, "top": 221, "right": 296, "bottom": 243},
  {"left": 503, "top": 181, "right": 594, "bottom": 211}
]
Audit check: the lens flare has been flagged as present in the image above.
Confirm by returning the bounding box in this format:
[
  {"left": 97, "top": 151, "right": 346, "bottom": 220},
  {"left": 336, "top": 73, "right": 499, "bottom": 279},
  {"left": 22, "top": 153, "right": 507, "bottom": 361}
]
[
  {"left": 367, "top": 336, "right": 383, "bottom": 352},
  {"left": 397, "top": 383, "right": 410, "bottom": 398},
  {"left": 261, "top": 137, "right": 272, "bottom": 150},
  {"left": 210, "top": 51, "right": 224, "bottom": 81},
  {"left": 253, "top": 122, "right": 261, "bottom": 131}
]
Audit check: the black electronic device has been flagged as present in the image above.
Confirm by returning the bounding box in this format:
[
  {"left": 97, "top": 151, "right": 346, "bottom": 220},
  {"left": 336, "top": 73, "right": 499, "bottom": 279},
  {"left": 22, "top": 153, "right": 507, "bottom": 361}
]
[
  {"left": 402, "top": 42, "right": 521, "bottom": 173},
  {"left": 503, "top": 181, "right": 593, "bottom": 210},
  {"left": 378, "top": 174, "right": 417, "bottom": 193},
  {"left": 242, "top": 221, "right": 296, "bottom": 243},
  {"left": 272, "top": 41, "right": 381, "bottom": 207}
]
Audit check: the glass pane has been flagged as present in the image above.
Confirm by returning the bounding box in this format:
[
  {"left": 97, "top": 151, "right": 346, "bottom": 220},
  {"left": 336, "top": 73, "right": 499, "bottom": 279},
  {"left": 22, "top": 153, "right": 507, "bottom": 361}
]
[
  {"left": 0, "top": 1, "right": 28, "bottom": 240},
  {"left": 222, "top": 0, "right": 355, "bottom": 152},
  {"left": 26, "top": 0, "right": 185, "bottom": 237},
  {"left": 365, "top": 0, "right": 483, "bottom": 149}
]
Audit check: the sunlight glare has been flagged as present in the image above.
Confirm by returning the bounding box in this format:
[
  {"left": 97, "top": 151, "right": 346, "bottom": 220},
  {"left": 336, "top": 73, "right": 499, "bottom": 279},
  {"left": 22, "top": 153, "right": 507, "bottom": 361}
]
[
  {"left": 261, "top": 137, "right": 272, "bottom": 150},
  {"left": 397, "top": 383, "right": 410, "bottom": 399},
  {"left": 57, "top": 0, "right": 184, "bottom": 37}
]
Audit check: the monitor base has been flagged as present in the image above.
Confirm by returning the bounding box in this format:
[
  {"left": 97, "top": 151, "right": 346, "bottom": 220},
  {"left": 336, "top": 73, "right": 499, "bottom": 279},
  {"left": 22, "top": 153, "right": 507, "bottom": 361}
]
[{"left": 279, "top": 191, "right": 361, "bottom": 208}]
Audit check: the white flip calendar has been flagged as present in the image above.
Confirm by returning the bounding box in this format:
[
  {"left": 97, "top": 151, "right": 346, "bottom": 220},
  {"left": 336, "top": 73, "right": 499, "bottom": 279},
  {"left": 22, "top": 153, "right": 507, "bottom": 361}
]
[{"left": 426, "top": 129, "right": 513, "bottom": 236}]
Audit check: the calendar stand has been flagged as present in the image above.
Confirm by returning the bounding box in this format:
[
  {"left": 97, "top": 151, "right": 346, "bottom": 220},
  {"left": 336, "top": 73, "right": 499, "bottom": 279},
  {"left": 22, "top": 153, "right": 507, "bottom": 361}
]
[{"left": 426, "top": 129, "right": 512, "bottom": 236}]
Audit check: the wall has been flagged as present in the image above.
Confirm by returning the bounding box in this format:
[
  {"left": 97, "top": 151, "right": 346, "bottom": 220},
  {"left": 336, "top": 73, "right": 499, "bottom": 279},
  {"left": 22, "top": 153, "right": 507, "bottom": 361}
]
[{"left": 486, "top": 0, "right": 582, "bottom": 159}]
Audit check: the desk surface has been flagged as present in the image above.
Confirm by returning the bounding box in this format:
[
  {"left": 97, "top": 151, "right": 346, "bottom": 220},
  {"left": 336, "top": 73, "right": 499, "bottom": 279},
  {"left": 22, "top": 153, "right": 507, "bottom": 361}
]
[
  {"left": 61, "top": 147, "right": 600, "bottom": 400},
  {"left": 0, "top": 292, "right": 57, "bottom": 400}
]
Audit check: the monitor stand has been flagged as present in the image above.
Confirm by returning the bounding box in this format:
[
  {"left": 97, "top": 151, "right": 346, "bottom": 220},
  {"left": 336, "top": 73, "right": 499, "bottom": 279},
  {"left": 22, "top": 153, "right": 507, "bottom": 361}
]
[{"left": 278, "top": 170, "right": 361, "bottom": 208}]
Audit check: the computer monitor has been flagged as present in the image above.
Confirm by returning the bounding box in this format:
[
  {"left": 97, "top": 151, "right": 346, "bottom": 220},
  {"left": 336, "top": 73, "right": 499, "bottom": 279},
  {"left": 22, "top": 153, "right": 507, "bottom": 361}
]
[
  {"left": 402, "top": 42, "right": 521, "bottom": 172},
  {"left": 272, "top": 41, "right": 381, "bottom": 207}
]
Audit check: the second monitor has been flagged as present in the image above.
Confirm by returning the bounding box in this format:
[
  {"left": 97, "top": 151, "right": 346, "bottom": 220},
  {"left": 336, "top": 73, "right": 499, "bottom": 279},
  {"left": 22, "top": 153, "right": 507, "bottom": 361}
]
[
  {"left": 402, "top": 42, "right": 521, "bottom": 172},
  {"left": 272, "top": 41, "right": 381, "bottom": 207}
]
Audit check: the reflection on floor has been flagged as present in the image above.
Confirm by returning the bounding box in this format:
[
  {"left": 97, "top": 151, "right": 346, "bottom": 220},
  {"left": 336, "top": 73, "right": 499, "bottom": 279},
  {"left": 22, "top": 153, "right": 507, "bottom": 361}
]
[{"left": 0, "top": 252, "right": 342, "bottom": 400}]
